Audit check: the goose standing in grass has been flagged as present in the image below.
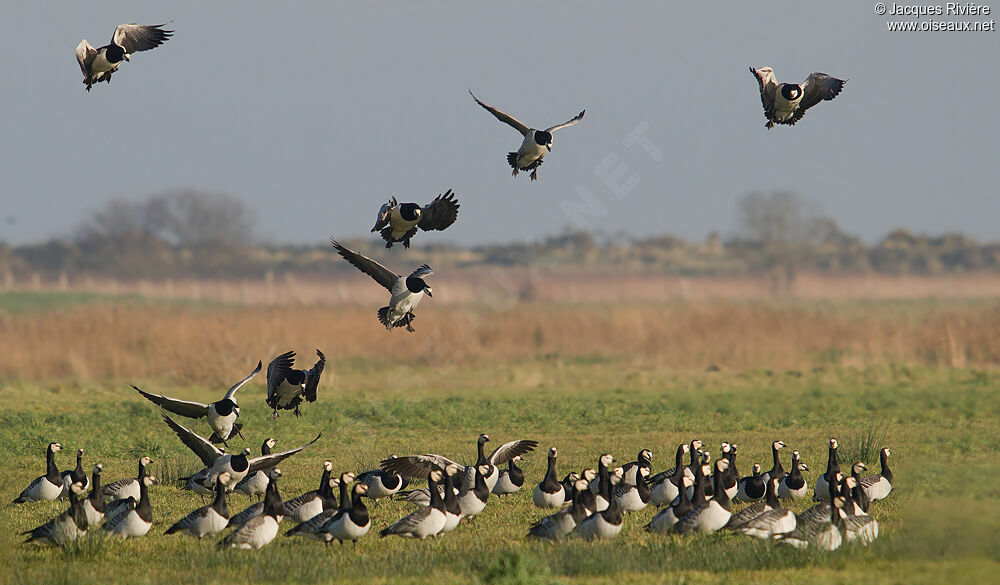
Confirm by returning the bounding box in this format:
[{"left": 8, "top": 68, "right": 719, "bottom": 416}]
[
  {"left": 22, "top": 481, "right": 88, "bottom": 546},
  {"left": 860, "top": 448, "right": 893, "bottom": 501},
  {"left": 81, "top": 464, "right": 106, "bottom": 527},
  {"left": 790, "top": 472, "right": 845, "bottom": 529},
  {"left": 59, "top": 448, "right": 88, "bottom": 498},
  {"left": 330, "top": 239, "right": 435, "bottom": 333},
  {"left": 284, "top": 473, "right": 351, "bottom": 540},
  {"left": 621, "top": 449, "right": 653, "bottom": 486},
  {"left": 615, "top": 466, "right": 651, "bottom": 512},
  {"left": 265, "top": 350, "right": 325, "bottom": 418},
  {"left": 646, "top": 474, "right": 695, "bottom": 533},
  {"left": 357, "top": 463, "right": 409, "bottom": 501},
  {"left": 749, "top": 66, "right": 846, "bottom": 129},
  {"left": 456, "top": 464, "right": 492, "bottom": 521},
  {"left": 726, "top": 474, "right": 781, "bottom": 531},
  {"left": 132, "top": 361, "right": 261, "bottom": 444},
  {"left": 75, "top": 23, "right": 173, "bottom": 91},
  {"left": 592, "top": 454, "right": 615, "bottom": 512},
  {"left": 842, "top": 477, "right": 879, "bottom": 544},
  {"left": 440, "top": 464, "right": 464, "bottom": 533},
  {"left": 469, "top": 90, "right": 585, "bottom": 181},
  {"left": 220, "top": 469, "right": 284, "bottom": 550},
  {"left": 814, "top": 438, "right": 841, "bottom": 501},
  {"left": 576, "top": 468, "right": 624, "bottom": 540},
  {"left": 684, "top": 451, "right": 712, "bottom": 502},
  {"left": 13, "top": 442, "right": 63, "bottom": 503},
  {"left": 104, "top": 474, "right": 156, "bottom": 539},
  {"left": 760, "top": 441, "right": 787, "bottom": 484},
  {"left": 736, "top": 478, "right": 797, "bottom": 539},
  {"left": 162, "top": 413, "right": 320, "bottom": 489},
  {"left": 381, "top": 433, "right": 538, "bottom": 493},
  {"left": 777, "top": 496, "right": 847, "bottom": 551},
  {"left": 559, "top": 472, "right": 579, "bottom": 499},
  {"left": 674, "top": 459, "right": 733, "bottom": 534},
  {"left": 533, "top": 447, "right": 565, "bottom": 509},
  {"left": 649, "top": 442, "right": 691, "bottom": 507},
  {"left": 320, "top": 483, "right": 371, "bottom": 547},
  {"left": 849, "top": 462, "right": 871, "bottom": 514},
  {"left": 648, "top": 440, "right": 700, "bottom": 495},
  {"left": 102, "top": 455, "right": 152, "bottom": 502},
  {"left": 736, "top": 463, "right": 766, "bottom": 503},
  {"left": 165, "top": 473, "right": 231, "bottom": 539},
  {"left": 380, "top": 469, "right": 447, "bottom": 540},
  {"left": 529, "top": 478, "right": 591, "bottom": 540},
  {"left": 283, "top": 461, "right": 338, "bottom": 523},
  {"left": 778, "top": 450, "right": 809, "bottom": 499},
  {"left": 234, "top": 438, "right": 277, "bottom": 500},
  {"left": 371, "top": 190, "right": 461, "bottom": 249},
  {"left": 492, "top": 456, "right": 524, "bottom": 498},
  {"left": 719, "top": 443, "right": 739, "bottom": 499}
]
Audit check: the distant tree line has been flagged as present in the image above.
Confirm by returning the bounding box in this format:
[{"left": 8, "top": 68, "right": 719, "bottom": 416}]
[{"left": 0, "top": 190, "right": 997, "bottom": 281}]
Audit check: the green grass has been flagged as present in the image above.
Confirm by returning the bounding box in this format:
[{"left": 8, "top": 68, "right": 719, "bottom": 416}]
[{"left": 1, "top": 363, "right": 998, "bottom": 585}]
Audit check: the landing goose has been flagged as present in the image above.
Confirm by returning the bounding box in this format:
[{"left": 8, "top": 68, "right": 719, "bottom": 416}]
[
  {"left": 265, "top": 350, "right": 325, "bottom": 418},
  {"left": 380, "top": 434, "right": 538, "bottom": 493},
  {"left": 576, "top": 468, "right": 624, "bottom": 540},
  {"left": 849, "top": 462, "right": 871, "bottom": 515},
  {"left": 726, "top": 473, "right": 780, "bottom": 530},
  {"left": 646, "top": 474, "right": 695, "bottom": 533},
  {"left": 220, "top": 469, "right": 284, "bottom": 550},
  {"left": 736, "top": 478, "right": 796, "bottom": 539},
  {"left": 330, "top": 239, "right": 434, "bottom": 332},
  {"left": 529, "top": 478, "right": 590, "bottom": 540},
  {"left": 320, "top": 483, "right": 371, "bottom": 547},
  {"left": 621, "top": 449, "right": 653, "bottom": 487},
  {"left": 162, "top": 413, "right": 320, "bottom": 489},
  {"left": 22, "top": 481, "right": 88, "bottom": 546},
  {"left": 469, "top": 90, "right": 585, "bottom": 181},
  {"left": 282, "top": 461, "right": 338, "bottom": 523},
  {"left": 59, "top": 448, "right": 88, "bottom": 498},
  {"left": 132, "top": 361, "right": 261, "bottom": 444},
  {"left": 860, "top": 448, "right": 893, "bottom": 501},
  {"left": 104, "top": 474, "right": 156, "bottom": 538},
  {"left": 760, "top": 441, "right": 787, "bottom": 484},
  {"left": 749, "top": 66, "right": 846, "bottom": 129},
  {"left": 736, "top": 463, "right": 766, "bottom": 503},
  {"left": 456, "top": 464, "right": 491, "bottom": 521},
  {"left": 234, "top": 438, "right": 277, "bottom": 500},
  {"left": 615, "top": 466, "right": 651, "bottom": 512},
  {"left": 102, "top": 455, "right": 152, "bottom": 502},
  {"left": 777, "top": 450, "right": 809, "bottom": 499},
  {"left": 814, "top": 438, "right": 841, "bottom": 501},
  {"left": 649, "top": 443, "right": 691, "bottom": 507},
  {"left": 357, "top": 461, "right": 410, "bottom": 500},
  {"left": 777, "top": 496, "right": 847, "bottom": 550},
  {"left": 13, "top": 442, "right": 63, "bottom": 503},
  {"left": 371, "top": 190, "right": 460, "bottom": 249},
  {"left": 81, "top": 464, "right": 106, "bottom": 527},
  {"left": 379, "top": 469, "right": 447, "bottom": 540},
  {"left": 75, "top": 23, "right": 173, "bottom": 91},
  {"left": 440, "top": 464, "right": 464, "bottom": 533},
  {"left": 674, "top": 459, "right": 733, "bottom": 534},
  {"left": 491, "top": 456, "right": 524, "bottom": 497},
  {"left": 533, "top": 447, "right": 565, "bottom": 508},
  {"left": 165, "top": 473, "right": 231, "bottom": 538}
]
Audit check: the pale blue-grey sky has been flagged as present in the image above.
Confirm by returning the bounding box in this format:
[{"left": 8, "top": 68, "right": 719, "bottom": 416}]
[{"left": 1, "top": 1, "right": 997, "bottom": 246}]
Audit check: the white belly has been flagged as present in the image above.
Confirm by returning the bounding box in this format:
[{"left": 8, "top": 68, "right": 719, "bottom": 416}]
[
  {"left": 778, "top": 479, "right": 808, "bottom": 499},
  {"left": 863, "top": 477, "right": 892, "bottom": 501},
  {"left": 577, "top": 513, "right": 621, "bottom": 540},
  {"left": 516, "top": 136, "right": 547, "bottom": 167},
  {"left": 647, "top": 507, "right": 681, "bottom": 533},
  {"left": 694, "top": 501, "right": 732, "bottom": 533},
  {"left": 441, "top": 511, "right": 462, "bottom": 533},
  {"left": 235, "top": 471, "right": 269, "bottom": 497},
  {"left": 237, "top": 516, "right": 280, "bottom": 550},
  {"left": 617, "top": 488, "right": 648, "bottom": 513},
  {"left": 409, "top": 509, "right": 446, "bottom": 539},
  {"left": 772, "top": 89, "right": 802, "bottom": 120},
  {"left": 288, "top": 498, "right": 323, "bottom": 523},
  {"left": 650, "top": 479, "right": 680, "bottom": 507},
  {"left": 29, "top": 477, "right": 65, "bottom": 502},
  {"left": 82, "top": 500, "right": 105, "bottom": 527},
  {"left": 532, "top": 485, "right": 565, "bottom": 508},
  {"left": 328, "top": 515, "right": 370, "bottom": 541},
  {"left": 457, "top": 493, "right": 486, "bottom": 517},
  {"left": 194, "top": 509, "right": 230, "bottom": 538},
  {"left": 110, "top": 511, "right": 152, "bottom": 539},
  {"left": 91, "top": 50, "right": 118, "bottom": 74}
]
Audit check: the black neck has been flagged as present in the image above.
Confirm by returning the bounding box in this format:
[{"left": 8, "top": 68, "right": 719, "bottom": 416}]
[
  {"left": 826, "top": 444, "right": 839, "bottom": 479},
  {"left": 89, "top": 471, "right": 105, "bottom": 512},
  {"left": 46, "top": 448, "right": 60, "bottom": 481},
  {"left": 428, "top": 474, "right": 444, "bottom": 510},
  {"left": 712, "top": 466, "right": 732, "bottom": 510},
  {"left": 136, "top": 480, "right": 153, "bottom": 522},
  {"left": 443, "top": 472, "right": 460, "bottom": 514},
  {"left": 880, "top": 451, "right": 893, "bottom": 482},
  {"left": 212, "top": 480, "right": 229, "bottom": 517},
  {"left": 349, "top": 489, "right": 369, "bottom": 525},
  {"left": 338, "top": 480, "right": 350, "bottom": 511},
  {"left": 764, "top": 479, "right": 779, "bottom": 507},
  {"left": 262, "top": 478, "right": 283, "bottom": 518},
  {"left": 544, "top": 454, "right": 558, "bottom": 483},
  {"left": 476, "top": 440, "right": 488, "bottom": 467}
]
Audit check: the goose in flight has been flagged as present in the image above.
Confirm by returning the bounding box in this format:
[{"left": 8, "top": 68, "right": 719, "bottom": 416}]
[
  {"left": 132, "top": 361, "right": 261, "bottom": 445},
  {"left": 75, "top": 23, "right": 172, "bottom": 91},
  {"left": 371, "top": 190, "right": 460, "bottom": 249},
  {"left": 265, "top": 350, "right": 325, "bottom": 418},
  {"left": 469, "top": 90, "right": 585, "bottom": 181},
  {"left": 749, "top": 67, "right": 846, "bottom": 129},
  {"left": 330, "top": 238, "right": 433, "bottom": 332}
]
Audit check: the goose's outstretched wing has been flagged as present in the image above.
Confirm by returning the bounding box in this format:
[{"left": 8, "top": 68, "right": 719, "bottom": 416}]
[
  {"left": 380, "top": 454, "right": 463, "bottom": 478},
  {"left": 224, "top": 360, "right": 262, "bottom": 401},
  {"left": 303, "top": 350, "right": 325, "bottom": 403},
  {"left": 75, "top": 40, "right": 97, "bottom": 77},
  {"left": 266, "top": 350, "right": 296, "bottom": 405},
  {"left": 750, "top": 66, "right": 778, "bottom": 115},
  {"left": 133, "top": 385, "right": 208, "bottom": 419},
  {"left": 545, "top": 110, "right": 586, "bottom": 133},
  {"left": 487, "top": 439, "right": 539, "bottom": 466},
  {"left": 330, "top": 238, "right": 399, "bottom": 291},
  {"left": 789, "top": 73, "right": 846, "bottom": 124},
  {"left": 161, "top": 413, "right": 223, "bottom": 467},
  {"left": 247, "top": 434, "right": 322, "bottom": 474},
  {"left": 418, "top": 190, "right": 460, "bottom": 232},
  {"left": 371, "top": 197, "right": 397, "bottom": 232},
  {"left": 469, "top": 90, "right": 530, "bottom": 136},
  {"left": 112, "top": 23, "right": 173, "bottom": 54}
]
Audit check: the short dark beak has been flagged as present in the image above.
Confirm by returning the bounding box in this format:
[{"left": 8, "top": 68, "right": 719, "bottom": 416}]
[
  {"left": 124, "top": 54, "right": 130, "bottom": 62},
  {"left": 546, "top": 144, "right": 552, "bottom": 152},
  {"left": 425, "top": 289, "right": 433, "bottom": 297}
]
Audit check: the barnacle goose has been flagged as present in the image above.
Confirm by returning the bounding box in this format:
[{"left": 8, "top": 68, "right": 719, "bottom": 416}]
[
  {"left": 777, "top": 496, "right": 847, "bottom": 550},
  {"left": 777, "top": 450, "right": 809, "bottom": 499},
  {"left": 749, "top": 66, "right": 847, "bottom": 129},
  {"left": 674, "top": 458, "right": 733, "bottom": 534},
  {"left": 456, "top": 464, "right": 492, "bottom": 521},
  {"left": 282, "top": 461, "right": 338, "bottom": 523},
  {"left": 726, "top": 473, "right": 780, "bottom": 530},
  {"left": 615, "top": 466, "right": 651, "bottom": 512},
  {"left": 22, "top": 481, "right": 88, "bottom": 546},
  {"left": 102, "top": 455, "right": 152, "bottom": 502},
  {"left": 165, "top": 473, "right": 231, "bottom": 538},
  {"left": 59, "top": 448, "right": 88, "bottom": 498},
  {"left": 760, "top": 440, "right": 787, "bottom": 483},
  {"left": 492, "top": 456, "right": 525, "bottom": 497},
  {"left": 81, "top": 464, "right": 106, "bottom": 527},
  {"left": 842, "top": 477, "right": 879, "bottom": 544},
  {"left": 814, "top": 438, "right": 840, "bottom": 501},
  {"left": 860, "top": 448, "right": 893, "bottom": 501},
  {"left": 13, "top": 443, "right": 64, "bottom": 503},
  {"left": 646, "top": 474, "right": 695, "bottom": 533},
  {"left": 576, "top": 467, "right": 624, "bottom": 540},
  {"left": 357, "top": 458, "right": 409, "bottom": 500},
  {"left": 379, "top": 469, "right": 447, "bottom": 540},
  {"left": 220, "top": 469, "right": 284, "bottom": 550},
  {"left": 104, "top": 474, "right": 156, "bottom": 538},
  {"left": 592, "top": 454, "right": 616, "bottom": 512},
  {"left": 320, "top": 482, "right": 371, "bottom": 547},
  {"left": 440, "top": 464, "right": 464, "bottom": 533},
  {"left": 284, "top": 477, "right": 344, "bottom": 540},
  {"left": 736, "top": 463, "right": 766, "bottom": 503},
  {"left": 533, "top": 447, "right": 565, "bottom": 508},
  {"left": 736, "top": 478, "right": 796, "bottom": 539},
  {"left": 649, "top": 442, "right": 691, "bottom": 507},
  {"left": 234, "top": 438, "right": 277, "bottom": 500},
  {"left": 849, "top": 462, "right": 871, "bottom": 515},
  {"left": 576, "top": 469, "right": 598, "bottom": 515},
  {"left": 621, "top": 449, "right": 653, "bottom": 486},
  {"left": 529, "top": 478, "right": 590, "bottom": 540}
]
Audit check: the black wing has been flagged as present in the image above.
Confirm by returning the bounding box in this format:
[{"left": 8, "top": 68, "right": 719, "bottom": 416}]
[
  {"left": 418, "top": 190, "right": 460, "bottom": 232},
  {"left": 304, "top": 350, "right": 325, "bottom": 403},
  {"left": 469, "top": 90, "right": 530, "bottom": 136},
  {"left": 789, "top": 73, "right": 846, "bottom": 125},
  {"left": 330, "top": 238, "right": 399, "bottom": 292},
  {"left": 266, "top": 351, "right": 296, "bottom": 407}
]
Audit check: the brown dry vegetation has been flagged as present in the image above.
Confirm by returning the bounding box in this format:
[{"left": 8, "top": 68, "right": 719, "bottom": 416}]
[{"left": 1, "top": 296, "right": 998, "bottom": 384}]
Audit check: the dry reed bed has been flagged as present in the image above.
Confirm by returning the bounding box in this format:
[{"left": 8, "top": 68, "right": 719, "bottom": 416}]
[{"left": 1, "top": 300, "right": 997, "bottom": 383}]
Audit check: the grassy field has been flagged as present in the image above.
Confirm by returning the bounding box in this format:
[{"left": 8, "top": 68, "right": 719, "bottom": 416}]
[{"left": 1, "top": 294, "right": 998, "bottom": 584}]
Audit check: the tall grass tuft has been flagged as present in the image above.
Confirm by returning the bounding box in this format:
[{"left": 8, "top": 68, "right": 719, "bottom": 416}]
[
  {"left": 61, "top": 531, "right": 107, "bottom": 559},
  {"left": 843, "top": 422, "right": 889, "bottom": 465},
  {"left": 478, "top": 550, "right": 552, "bottom": 585}
]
